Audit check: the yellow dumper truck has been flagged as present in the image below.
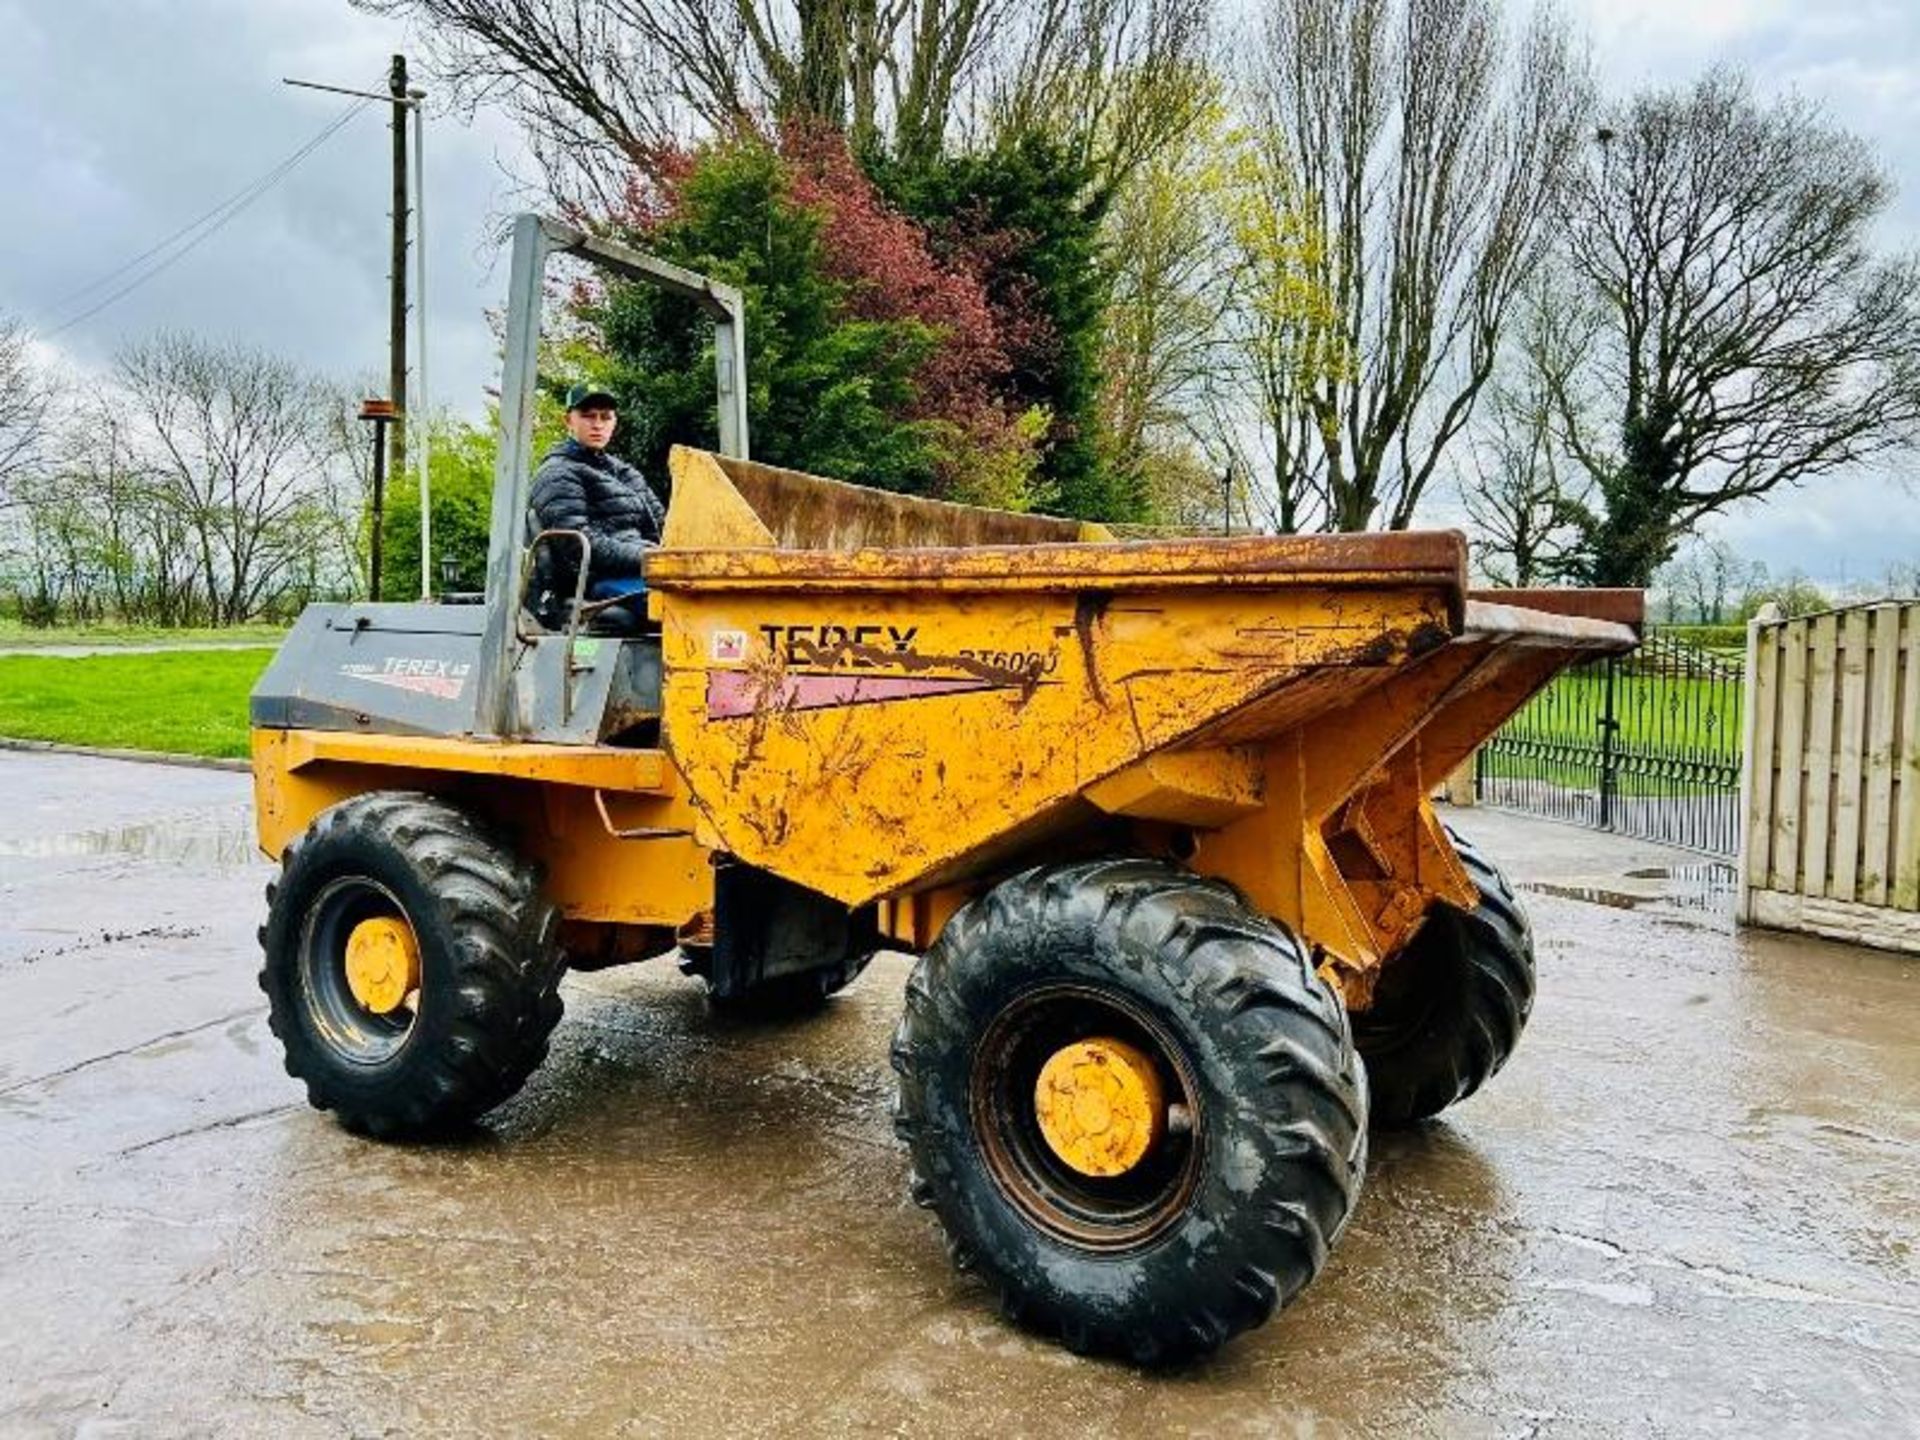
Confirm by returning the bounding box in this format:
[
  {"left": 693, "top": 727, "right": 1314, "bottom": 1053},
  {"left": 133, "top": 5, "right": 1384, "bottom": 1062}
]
[{"left": 250, "top": 217, "right": 1640, "bottom": 1361}]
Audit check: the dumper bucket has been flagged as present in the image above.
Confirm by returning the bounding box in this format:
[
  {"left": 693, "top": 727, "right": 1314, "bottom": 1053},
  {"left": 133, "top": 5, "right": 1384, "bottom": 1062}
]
[
  {"left": 660, "top": 446, "right": 1115, "bottom": 551},
  {"left": 648, "top": 447, "right": 1639, "bottom": 990}
]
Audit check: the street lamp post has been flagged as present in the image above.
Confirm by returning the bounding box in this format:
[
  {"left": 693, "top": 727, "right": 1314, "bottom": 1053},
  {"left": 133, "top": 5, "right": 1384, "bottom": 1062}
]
[{"left": 410, "top": 86, "right": 431, "bottom": 600}]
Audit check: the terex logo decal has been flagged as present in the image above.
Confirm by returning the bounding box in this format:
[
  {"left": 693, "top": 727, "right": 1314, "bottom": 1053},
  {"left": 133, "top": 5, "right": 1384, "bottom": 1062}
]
[{"left": 339, "top": 657, "right": 471, "bottom": 701}]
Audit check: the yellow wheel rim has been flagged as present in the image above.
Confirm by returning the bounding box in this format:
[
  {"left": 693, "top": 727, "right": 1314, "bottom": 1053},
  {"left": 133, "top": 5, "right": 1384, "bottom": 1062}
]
[
  {"left": 1033, "top": 1036, "right": 1166, "bottom": 1178},
  {"left": 344, "top": 915, "right": 421, "bottom": 1015}
]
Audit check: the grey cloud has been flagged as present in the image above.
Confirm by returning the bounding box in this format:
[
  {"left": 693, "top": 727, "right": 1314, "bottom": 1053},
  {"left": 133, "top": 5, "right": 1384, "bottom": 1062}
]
[
  {"left": 1, "top": 0, "right": 1915, "bottom": 579},
  {"left": 0, "top": 0, "right": 532, "bottom": 416}
]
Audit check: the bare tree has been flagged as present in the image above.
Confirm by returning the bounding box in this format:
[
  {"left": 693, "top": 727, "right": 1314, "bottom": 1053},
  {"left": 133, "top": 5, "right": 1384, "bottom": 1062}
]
[
  {"left": 1214, "top": 116, "right": 1342, "bottom": 534},
  {"left": 1, "top": 398, "right": 217, "bottom": 628},
  {"left": 359, "top": 0, "right": 1211, "bottom": 204},
  {"left": 64, "top": 408, "right": 145, "bottom": 619},
  {"left": 1881, "top": 561, "right": 1920, "bottom": 600},
  {"left": 1095, "top": 84, "right": 1234, "bottom": 517},
  {"left": 1460, "top": 387, "right": 1590, "bottom": 587},
  {"left": 1658, "top": 536, "right": 1760, "bottom": 625},
  {"left": 7, "top": 471, "right": 93, "bottom": 621},
  {"left": 116, "top": 335, "right": 338, "bottom": 625},
  {"left": 356, "top": 0, "right": 769, "bottom": 200},
  {"left": 1737, "top": 567, "right": 1830, "bottom": 621},
  {"left": 0, "top": 318, "right": 55, "bottom": 507},
  {"left": 1556, "top": 70, "right": 1920, "bottom": 585},
  {"left": 982, "top": 0, "right": 1214, "bottom": 206},
  {"left": 318, "top": 383, "right": 383, "bottom": 600},
  {"left": 1242, "top": 0, "right": 1590, "bottom": 533},
  {"left": 1457, "top": 276, "right": 1593, "bottom": 583}
]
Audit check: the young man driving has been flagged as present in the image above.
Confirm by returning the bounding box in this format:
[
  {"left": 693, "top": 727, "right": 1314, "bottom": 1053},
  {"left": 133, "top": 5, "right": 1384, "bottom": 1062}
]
[{"left": 526, "top": 382, "right": 664, "bottom": 633}]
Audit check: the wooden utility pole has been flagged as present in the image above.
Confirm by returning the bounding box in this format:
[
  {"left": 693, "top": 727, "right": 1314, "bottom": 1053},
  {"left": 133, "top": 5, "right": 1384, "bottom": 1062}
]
[
  {"left": 387, "top": 55, "right": 410, "bottom": 495},
  {"left": 281, "top": 61, "right": 417, "bottom": 602},
  {"left": 361, "top": 400, "right": 397, "bottom": 600}
]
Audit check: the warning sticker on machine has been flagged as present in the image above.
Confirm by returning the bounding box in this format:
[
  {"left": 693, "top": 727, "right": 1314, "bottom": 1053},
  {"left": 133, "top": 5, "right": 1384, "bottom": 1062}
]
[{"left": 710, "top": 629, "right": 748, "bottom": 661}]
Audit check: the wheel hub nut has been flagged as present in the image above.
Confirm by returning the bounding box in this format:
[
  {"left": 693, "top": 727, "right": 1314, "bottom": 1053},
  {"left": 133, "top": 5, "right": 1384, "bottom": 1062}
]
[
  {"left": 1033, "top": 1036, "right": 1167, "bottom": 1177},
  {"left": 344, "top": 916, "right": 421, "bottom": 1015}
]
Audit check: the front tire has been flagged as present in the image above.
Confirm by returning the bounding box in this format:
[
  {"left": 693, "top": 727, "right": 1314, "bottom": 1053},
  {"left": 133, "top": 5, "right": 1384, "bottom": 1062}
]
[
  {"left": 891, "top": 859, "right": 1367, "bottom": 1363},
  {"left": 259, "top": 792, "right": 565, "bottom": 1138},
  {"left": 1351, "top": 831, "right": 1534, "bottom": 1126}
]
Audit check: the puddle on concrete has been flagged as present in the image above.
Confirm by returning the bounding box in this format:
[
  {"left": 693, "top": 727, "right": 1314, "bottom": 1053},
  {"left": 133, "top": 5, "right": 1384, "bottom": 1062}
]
[
  {"left": 0, "top": 807, "right": 259, "bottom": 868},
  {"left": 1522, "top": 862, "right": 1738, "bottom": 924},
  {"left": 1525, "top": 881, "right": 1650, "bottom": 911}
]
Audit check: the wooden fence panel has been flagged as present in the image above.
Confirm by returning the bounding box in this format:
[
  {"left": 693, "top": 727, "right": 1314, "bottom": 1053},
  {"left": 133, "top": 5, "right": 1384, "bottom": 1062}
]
[
  {"left": 1862, "top": 606, "right": 1900, "bottom": 906},
  {"left": 1831, "top": 608, "right": 1869, "bottom": 899},
  {"left": 1895, "top": 609, "right": 1920, "bottom": 912},
  {"left": 1770, "top": 623, "right": 1808, "bottom": 893},
  {"left": 1801, "top": 612, "right": 1837, "bottom": 893},
  {"left": 1742, "top": 600, "right": 1920, "bottom": 953},
  {"left": 1743, "top": 624, "right": 1779, "bottom": 892}
]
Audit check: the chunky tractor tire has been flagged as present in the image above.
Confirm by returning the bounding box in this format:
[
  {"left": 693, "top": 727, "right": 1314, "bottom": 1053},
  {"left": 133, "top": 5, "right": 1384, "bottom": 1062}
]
[
  {"left": 1352, "top": 831, "right": 1534, "bottom": 1127},
  {"left": 891, "top": 859, "right": 1367, "bottom": 1364},
  {"left": 259, "top": 792, "right": 565, "bottom": 1138}
]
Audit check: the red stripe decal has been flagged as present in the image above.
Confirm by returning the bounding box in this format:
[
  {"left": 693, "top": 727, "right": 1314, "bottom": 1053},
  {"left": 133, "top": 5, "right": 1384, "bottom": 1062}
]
[{"left": 707, "top": 670, "right": 1004, "bottom": 719}]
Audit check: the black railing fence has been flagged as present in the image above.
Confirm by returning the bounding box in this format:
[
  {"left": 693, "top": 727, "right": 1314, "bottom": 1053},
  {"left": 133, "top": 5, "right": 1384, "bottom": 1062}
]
[{"left": 1475, "top": 630, "right": 1744, "bottom": 858}]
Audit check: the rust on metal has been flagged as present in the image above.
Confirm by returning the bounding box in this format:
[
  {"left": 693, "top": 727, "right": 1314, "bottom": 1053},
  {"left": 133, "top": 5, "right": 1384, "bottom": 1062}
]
[
  {"left": 253, "top": 445, "right": 1640, "bottom": 1017},
  {"left": 676, "top": 447, "right": 1098, "bottom": 550},
  {"left": 1468, "top": 587, "right": 1646, "bottom": 632},
  {"left": 1033, "top": 1036, "right": 1168, "bottom": 1178},
  {"left": 645, "top": 536, "right": 1467, "bottom": 594}
]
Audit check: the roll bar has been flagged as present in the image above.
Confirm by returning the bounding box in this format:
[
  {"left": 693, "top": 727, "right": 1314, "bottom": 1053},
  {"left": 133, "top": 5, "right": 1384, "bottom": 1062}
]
[{"left": 474, "top": 214, "right": 748, "bottom": 737}]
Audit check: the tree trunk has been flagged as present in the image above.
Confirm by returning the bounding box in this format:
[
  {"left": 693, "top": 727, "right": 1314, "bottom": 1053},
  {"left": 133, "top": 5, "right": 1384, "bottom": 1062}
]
[
  {"left": 793, "top": 0, "right": 850, "bottom": 129},
  {"left": 1585, "top": 401, "right": 1687, "bottom": 586}
]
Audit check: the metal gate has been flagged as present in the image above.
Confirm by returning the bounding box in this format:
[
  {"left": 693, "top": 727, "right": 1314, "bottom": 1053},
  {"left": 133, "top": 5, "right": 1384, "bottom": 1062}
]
[{"left": 1475, "top": 630, "right": 1744, "bottom": 857}]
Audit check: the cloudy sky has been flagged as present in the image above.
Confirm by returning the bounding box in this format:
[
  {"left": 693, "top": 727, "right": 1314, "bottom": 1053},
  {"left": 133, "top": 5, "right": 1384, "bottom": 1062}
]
[{"left": 2, "top": 0, "right": 1916, "bottom": 585}]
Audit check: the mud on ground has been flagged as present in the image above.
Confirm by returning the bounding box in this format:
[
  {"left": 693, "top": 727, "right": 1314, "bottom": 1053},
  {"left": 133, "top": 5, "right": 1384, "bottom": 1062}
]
[{"left": 0, "top": 753, "right": 1915, "bottom": 1437}]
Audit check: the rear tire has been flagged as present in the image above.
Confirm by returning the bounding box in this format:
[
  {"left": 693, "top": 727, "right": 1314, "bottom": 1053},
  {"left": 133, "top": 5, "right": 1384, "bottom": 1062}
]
[
  {"left": 891, "top": 859, "right": 1367, "bottom": 1364},
  {"left": 697, "top": 951, "right": 873, "bottom": 1018},
  {"left": 259, "top": 792, "right": 565, "bottom": 1138},
  {"left": 1352, "top": 831, "right": 1534, "bottom": 1126}
]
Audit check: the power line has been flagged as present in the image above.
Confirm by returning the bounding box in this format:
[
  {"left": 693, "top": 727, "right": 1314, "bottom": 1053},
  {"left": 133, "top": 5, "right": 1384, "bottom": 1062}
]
[
  {"left": 41, "top": 97, "right": 374, "bottom": 338},
  {"left": 44, "top": 97, "right": 372, "bottom": 335}
]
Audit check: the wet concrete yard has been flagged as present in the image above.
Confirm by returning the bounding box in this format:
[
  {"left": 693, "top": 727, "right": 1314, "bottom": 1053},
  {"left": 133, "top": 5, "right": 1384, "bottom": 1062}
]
[{"left": 1, "top": 749, "right": 1916, "bottom": 1436}]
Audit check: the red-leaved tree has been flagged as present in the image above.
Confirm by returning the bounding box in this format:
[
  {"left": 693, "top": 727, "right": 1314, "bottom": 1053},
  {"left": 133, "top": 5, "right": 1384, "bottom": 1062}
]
[{"left": 576, "top": 127, "right": 1058, "bottom": 507}]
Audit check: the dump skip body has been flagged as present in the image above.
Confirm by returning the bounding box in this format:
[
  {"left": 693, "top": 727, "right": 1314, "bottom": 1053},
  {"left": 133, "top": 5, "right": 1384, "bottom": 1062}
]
[{"left": 648, "top": 447, "right": 1639, "bottom": 997}]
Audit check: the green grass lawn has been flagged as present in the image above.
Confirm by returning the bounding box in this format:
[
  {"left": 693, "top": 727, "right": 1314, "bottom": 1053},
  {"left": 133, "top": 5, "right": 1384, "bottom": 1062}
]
[
  {"left": 0, "top": 648, "right": 273, "bottom": 758},
  {"left": 0, "top": 619, "right": 289, "bottom": 649},
  {"left": 1502, "top": 670, "right": 1744, "bottom": 755},
  {"left": 1481, "top": 667, "right": 1744, "bottom": 795}
]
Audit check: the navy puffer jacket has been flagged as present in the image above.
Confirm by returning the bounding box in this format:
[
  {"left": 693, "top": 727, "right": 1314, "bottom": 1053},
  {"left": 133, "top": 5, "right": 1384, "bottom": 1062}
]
[{"left": 527, "top": 438, "right": 666, "bottom": 604}]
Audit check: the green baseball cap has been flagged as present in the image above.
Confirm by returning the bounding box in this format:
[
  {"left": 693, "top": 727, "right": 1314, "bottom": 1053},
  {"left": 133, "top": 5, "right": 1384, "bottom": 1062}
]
[{"left": 564, "top": 381, "right": 618, "bottom": 411}]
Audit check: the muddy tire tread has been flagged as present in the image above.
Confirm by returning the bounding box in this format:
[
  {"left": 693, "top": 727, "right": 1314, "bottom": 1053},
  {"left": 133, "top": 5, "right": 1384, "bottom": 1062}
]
[
  {"left": 891, "top": 858, "right": 1367, "bottom": 1364},
  {"left": 1354, "top": 829, "right": 1534, "bottom": 1126},
  {"left": 258, "top": 791, "right": 564, "bottom": 1139}
]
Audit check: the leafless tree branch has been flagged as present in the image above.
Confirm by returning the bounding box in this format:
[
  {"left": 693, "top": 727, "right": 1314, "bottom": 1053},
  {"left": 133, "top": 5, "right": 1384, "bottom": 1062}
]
[
  {"left": 1242, "top": 0, "right": 1591, "bottom": 532},
  {"left": 1559, "top": 69, "right": 1920, "bottom": 583}
]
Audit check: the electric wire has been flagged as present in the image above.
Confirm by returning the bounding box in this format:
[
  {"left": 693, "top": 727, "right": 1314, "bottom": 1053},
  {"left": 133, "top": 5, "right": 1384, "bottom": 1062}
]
[{"left": 41, "top": 97, "right": 375, "bottom": 337}]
